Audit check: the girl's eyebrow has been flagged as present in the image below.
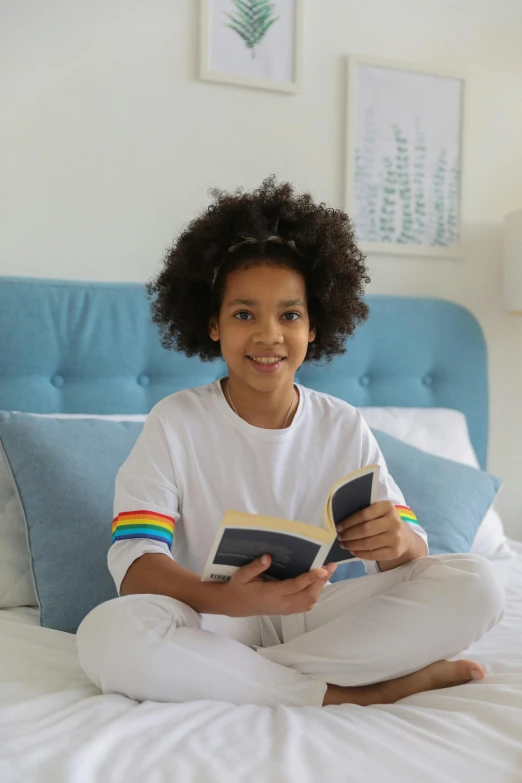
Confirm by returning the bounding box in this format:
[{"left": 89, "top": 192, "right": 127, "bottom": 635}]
[{"left": 226, "top": 298, "right": 306, "bottom": 308}]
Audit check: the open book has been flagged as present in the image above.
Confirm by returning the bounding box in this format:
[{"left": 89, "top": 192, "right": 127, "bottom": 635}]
[{"left": 201, "top": 464, "right": 380, "bottom": 582}]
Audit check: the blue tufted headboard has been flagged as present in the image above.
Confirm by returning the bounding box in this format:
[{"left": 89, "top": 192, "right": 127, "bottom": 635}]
[{"left": 0, "top": 277, "right": 489, "bottom": 469}]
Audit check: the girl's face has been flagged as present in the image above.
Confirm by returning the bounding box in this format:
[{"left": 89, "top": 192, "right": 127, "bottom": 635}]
[{"left": 209, "top": 263, "right": 316, "bottom": 392}]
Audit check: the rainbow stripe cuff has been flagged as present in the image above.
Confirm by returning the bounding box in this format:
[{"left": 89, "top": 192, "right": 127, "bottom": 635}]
[
  {"left": 395, "top": 504, "right": 419, "bottom": 525},
  {"left": 112, "top": 510, "right": 175, "bottom": 547}
]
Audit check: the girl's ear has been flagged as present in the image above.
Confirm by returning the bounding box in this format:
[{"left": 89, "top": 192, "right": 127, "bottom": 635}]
[
  {"left": 209, "top": 318, "right": 219, "bottom": 342},
  {"left": 308, "top": 325, "right": 316, "bottom": 342}
]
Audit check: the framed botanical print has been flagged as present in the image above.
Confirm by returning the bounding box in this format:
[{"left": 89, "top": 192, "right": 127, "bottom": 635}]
[
  {"left": 200, "top": 0, "right": 304, "bottom": 93},
  {"left": 345, "top": 55, "right": 465, "bottom": 258}
]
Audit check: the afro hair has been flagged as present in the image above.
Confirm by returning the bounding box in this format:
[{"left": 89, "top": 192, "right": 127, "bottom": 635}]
[{"left": 147, "top": 175, "right": 370, "bottom": 363}]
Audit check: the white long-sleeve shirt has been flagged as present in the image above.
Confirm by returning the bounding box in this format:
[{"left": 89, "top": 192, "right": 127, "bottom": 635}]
[{"left": 108, "top": 380, "right": 428, "bottom": 594}]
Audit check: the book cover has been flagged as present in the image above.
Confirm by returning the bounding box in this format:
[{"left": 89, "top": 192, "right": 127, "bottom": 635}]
[{"left": 201, "top": 464, "right": 380, "bottom": 582}]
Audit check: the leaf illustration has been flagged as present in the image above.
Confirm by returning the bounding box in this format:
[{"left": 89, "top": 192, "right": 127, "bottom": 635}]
[
  {"left": 225, "top": 0, "right": 280, "bottom": 59},
  {"left": 354, "top": 107, "right": 379, "bottom": 241},
  {"left": 412, "top": 117, "right": 427, "bottom": 243},
  {"left": 379, "top": 155, "right": 397, "bottom": 242},
  {"left": 392, "top": 124, "right": 416, "bottom": 244},
  {"left": 431, "top": 148, "right": 448, "bottom": 245},
  {"left": 445, "top": 157, "right": 460, "bottom": 245}
]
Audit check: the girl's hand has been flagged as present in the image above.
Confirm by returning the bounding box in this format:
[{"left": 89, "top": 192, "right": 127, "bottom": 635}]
[
  {"left": 335, "top": 501, "right": 426, "bottom": 570},
  {"left": 221, "top": 556, "right": 337, "bottom": 618}
]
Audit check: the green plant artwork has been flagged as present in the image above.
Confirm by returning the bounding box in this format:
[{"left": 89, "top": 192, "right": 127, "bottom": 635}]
[
  {"left": 432, "top": 147, "right": 448, "bottom": 245},
  {"left": 393, "top": 124, "right": 416, "bottom": 244},
  {"left": 446, "top": 157, "right": 459, "bottom": 245},
  {"left": 354, "top": 107, "right": 380, "bottom": 241},
  {"left": 379, "top": 155, "right": 397, "bottom": 242},
  {"left": 225, "top": 0, "right": 280, "bottom": 59},
  {"left": 353, "top": 109, "right": 460, "bottom": 247},
  {"left": 412, "top": 117, "right": 427, "bottom": 243}
]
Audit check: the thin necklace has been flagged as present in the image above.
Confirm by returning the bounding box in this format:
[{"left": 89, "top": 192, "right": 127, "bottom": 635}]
[{"left": 226, "top": 379, "right": 296, "bottom": 429}]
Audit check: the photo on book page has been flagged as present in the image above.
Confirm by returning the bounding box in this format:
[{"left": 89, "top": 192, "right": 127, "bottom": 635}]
[{"left": 212, "top": 527, "right": 323, "bottom": 581}]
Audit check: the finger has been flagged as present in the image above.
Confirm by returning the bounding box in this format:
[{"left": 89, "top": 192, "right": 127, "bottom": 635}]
[
  {"left": 279, "top": 567, "right": 330, "bottom": 596},
  {"left": 347, "top": 546, "right": 392, "bottom": 560},
  {"left": 233, "top": 554, "right": 271, "bottom": 583},
  {"left": 336, "top": 501, "right": 392, "bottom": 533},
  {"left": 303, "top": 585, "right": 327, "bottom": 606},
  {"left": 312, "top": 562, "right": 337, "bottom": 583},
  {"left": 323, "top": 562, "right": 338, "bottom": 578},
  {"left": 302, "top": 575, "right": 331, "bottom": 604},
  {"left": 285, "top": 567, "right": 336, "bottom": 613},
  {"left": 339, "top": 532, "right": 393, "bottom": 552},
  {"left": 301, "top": 563, "right": 337, "bottom": 598},
  {"left": 338, "top": 517, "right": 388, "bottom": 543}
]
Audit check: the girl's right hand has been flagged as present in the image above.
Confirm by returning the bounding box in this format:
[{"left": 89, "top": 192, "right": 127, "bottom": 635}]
[{"left": 221, "top": 555, "right": 337, "bottom": 617}]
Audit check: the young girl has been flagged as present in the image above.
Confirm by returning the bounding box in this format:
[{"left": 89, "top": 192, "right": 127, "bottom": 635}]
[{"left": 77, "top": 177, "right": 503, "bottom": 708}]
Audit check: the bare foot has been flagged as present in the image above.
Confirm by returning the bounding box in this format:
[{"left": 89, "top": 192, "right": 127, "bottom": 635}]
[{"left": 322, "top": 659, "right": 485, "bottom": 707}]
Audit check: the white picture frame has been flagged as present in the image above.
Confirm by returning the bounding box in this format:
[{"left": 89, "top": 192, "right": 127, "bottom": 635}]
[
  {"left": 199, "top": 0, "right": 304, "bottom": 93},
  {"left": 344, "top": 55, "right": 466, "bottom": 259}
]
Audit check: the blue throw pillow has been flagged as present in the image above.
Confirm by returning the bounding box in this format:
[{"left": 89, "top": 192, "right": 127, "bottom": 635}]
[
  {"left": 0, "top": 414, "right": 502, "bottom": 628},
  {"left": 330, "top": 428, "right": 502, "bottom": 582},
  {"left": 0, "top": 413, "right": 144, "bottom": 633}
]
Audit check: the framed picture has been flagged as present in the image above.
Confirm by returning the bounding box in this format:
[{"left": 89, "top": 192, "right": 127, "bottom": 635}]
[
  {"left": 199, "top": 0, "right": 304, "bottom": 93},
  {"left": 345, "top": 55, "right": 465, "bottom": 258}
]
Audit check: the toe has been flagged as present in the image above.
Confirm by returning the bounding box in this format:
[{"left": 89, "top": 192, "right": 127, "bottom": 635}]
[{"left": 452, "top": 659, "right": 485, "bottom": 684}]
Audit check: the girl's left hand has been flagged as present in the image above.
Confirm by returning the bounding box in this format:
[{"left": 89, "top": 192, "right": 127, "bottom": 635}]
[{"left": 335, "top": 500, "right": 414, "bottom": 562}]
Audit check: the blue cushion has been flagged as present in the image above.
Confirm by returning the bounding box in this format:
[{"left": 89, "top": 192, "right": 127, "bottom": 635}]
[
  {"left": 0, "top": 413, "right": 143, "bottom": 633},
  {"left": 0, "top": 414, "right": 502, "bottom": 629},
  {"left": 330, "top": 428, "right": 502, "bottom": 582}
]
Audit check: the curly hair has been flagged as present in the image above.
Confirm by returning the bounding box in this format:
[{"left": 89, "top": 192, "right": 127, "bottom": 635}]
[{"left": 146, "top": 176, "right": 371, "bottom": 363}]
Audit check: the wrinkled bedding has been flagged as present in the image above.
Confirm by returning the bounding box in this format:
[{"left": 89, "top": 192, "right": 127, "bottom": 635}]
[{"left": 1, "top": 545, "right": 521, "bottom": 783}]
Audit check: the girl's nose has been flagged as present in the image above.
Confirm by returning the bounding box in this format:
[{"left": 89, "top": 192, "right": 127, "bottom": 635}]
[{"left": 253, "top": 319, "right": 283, "bottom": 344}]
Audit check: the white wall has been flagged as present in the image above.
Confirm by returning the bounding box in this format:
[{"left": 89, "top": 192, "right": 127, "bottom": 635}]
[{"left": 2, "top": 0, "right": 522, "bottom": 537}]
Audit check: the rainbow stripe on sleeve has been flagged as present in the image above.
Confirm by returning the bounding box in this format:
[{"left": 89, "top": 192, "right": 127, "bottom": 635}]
[
  {"left": 394, "top": 505, "right": 419, "bottom": 525},
  {"left": 112, "top": 510, "right": 175, "bottom": 547}
]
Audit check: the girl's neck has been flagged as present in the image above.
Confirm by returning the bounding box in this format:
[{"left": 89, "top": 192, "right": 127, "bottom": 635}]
[{"left": 221, "top": 376, "right": 298, "bottom": 430}]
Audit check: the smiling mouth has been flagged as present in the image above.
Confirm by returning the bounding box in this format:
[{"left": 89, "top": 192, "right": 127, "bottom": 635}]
[{"left": 247, "top": 356, "right": 286, "bottom": 365}]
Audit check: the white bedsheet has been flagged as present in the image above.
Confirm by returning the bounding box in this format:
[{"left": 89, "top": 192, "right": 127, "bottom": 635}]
[{"left": 1, "top": 547, "right": 521, "bottom": 783}]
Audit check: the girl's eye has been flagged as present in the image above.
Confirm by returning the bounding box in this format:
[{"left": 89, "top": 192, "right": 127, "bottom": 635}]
[{"left": 233, "top": 311, "right": 301, "bottom": 321}]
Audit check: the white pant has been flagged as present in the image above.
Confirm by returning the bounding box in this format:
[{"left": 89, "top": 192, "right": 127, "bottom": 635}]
[{"left": 76, "top": 554, "right": 504, "bottom": 708}]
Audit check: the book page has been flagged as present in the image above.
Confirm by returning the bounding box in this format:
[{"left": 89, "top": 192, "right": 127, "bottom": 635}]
[
  {"left": 330, "top": 470, "right": 376, "bottom": 526},
  {"left": 324, "top": 465, "right": 379, "bottom": 564}
]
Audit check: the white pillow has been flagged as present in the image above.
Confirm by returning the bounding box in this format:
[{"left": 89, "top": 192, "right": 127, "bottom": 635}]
[
  {"left": 360, "top": 408, "right": 478, "bottom": 465},
  {"left": 0, "top": 443, "right": 38, "bottom": 607},
  {"left": 360, "top": 407, "right": 513, "bottom": 561},
  {"left": 0, "top": 413, "right": 147, "bottom": 609}
]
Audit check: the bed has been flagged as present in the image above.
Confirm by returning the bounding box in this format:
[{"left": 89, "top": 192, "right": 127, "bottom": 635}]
[{"left": 0, "top": 277, "right": 521, "bottom": 783}]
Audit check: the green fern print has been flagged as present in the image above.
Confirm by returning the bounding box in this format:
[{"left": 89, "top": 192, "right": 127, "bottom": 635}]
[
  {"left": 354, "top": 107, "right": 380, "bottom": 241},
  {"left": 432, "top": 148, "right": 448, "bottom": 245},
  {"left": 225, "top": 0, "right": 280, "bottom": 59},
  {"left": 393, "top": 124, "right": 416, "bottom": 244},
  {"left": 412, "top": 117, "right": 427, "bottom": 243},
  {"left": 353, "top": 107, "right": 459, "bottom": 246},
  {"left": 379, "top": 155, "right": 397, "bottom": 242},
  {"left": 445, "top": 157, "right": 459, "bottom": 245}
]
